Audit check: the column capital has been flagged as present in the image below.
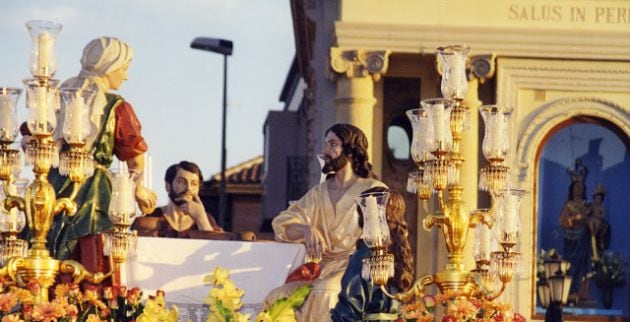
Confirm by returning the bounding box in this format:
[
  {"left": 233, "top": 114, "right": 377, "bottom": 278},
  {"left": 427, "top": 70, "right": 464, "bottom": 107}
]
[
  {"left": 328, "top": 48, "right": 390, "bottom": 82},
  {"left": 468, "top": 53, "right": 496, "bottom": 84}
]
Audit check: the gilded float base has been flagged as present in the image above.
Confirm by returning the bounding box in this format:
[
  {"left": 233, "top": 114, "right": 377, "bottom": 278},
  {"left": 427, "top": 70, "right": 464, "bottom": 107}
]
[
  {"left": 435, "top": 270, "right": 478, "bottom": 298},
  {"left": 16, "top": 256, "right": 60, "bottom": 286}
]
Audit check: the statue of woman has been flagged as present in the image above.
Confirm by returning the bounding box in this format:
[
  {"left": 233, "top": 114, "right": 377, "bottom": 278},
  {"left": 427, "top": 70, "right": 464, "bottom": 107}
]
[
  {"left": 48, "top": 37, "right": 157, "bottom": 263},
  {"left": 331, "top": 188, "right": 414, "bottom": 321},
  {"left": 558, "top": 180, "right": 592, "bottom": 300}
]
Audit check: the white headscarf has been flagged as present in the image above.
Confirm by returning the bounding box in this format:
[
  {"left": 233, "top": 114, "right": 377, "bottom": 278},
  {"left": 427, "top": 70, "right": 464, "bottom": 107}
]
[
  {"left": 78, "top": 37, "right": 133, "bottom": 79},
  {"left": 58, "top": 37, "right": 134, "bottom": 148}
]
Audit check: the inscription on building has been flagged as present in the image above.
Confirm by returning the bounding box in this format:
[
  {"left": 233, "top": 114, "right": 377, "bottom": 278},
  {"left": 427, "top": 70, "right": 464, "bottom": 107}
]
[{"left": 509, "top": 4, "right": 630, "bottom": 23}]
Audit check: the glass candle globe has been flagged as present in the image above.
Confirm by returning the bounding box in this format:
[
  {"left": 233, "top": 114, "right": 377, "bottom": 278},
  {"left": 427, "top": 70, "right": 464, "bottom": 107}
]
[
  {"left": 0, "top": 88, "right": 22, "bottom": 143},
  {"left": 357, "top": 191, "right": 390, "bottom": 249},
  {"left": 480, "top": 105, "right": 513, "bottom": 162},
  {"left": 26, "top": 20, "right": 62, "bottom": 78},
  {"left": 437, "top": 44, "right": 469, "bottom": 100}
]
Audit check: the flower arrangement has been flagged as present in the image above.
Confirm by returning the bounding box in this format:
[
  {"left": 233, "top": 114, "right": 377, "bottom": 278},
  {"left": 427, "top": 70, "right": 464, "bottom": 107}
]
[
  {"left": 592, "top": 250, "right": 628, "bottom": 288},
  {"left": 203, "top": 267, "right": 250, "bottom": 322},
  {"left": 536, "top": 248, "right": 560, "bottom": 281},
  {"left": 0, "top": 276, "right": 176, "bottom": 321},
  {"left": 399, "top": 291, "right": 526, "bottom": 322},
  {"left": 203, "top": 266, "right": 311, "bottom": 322}
]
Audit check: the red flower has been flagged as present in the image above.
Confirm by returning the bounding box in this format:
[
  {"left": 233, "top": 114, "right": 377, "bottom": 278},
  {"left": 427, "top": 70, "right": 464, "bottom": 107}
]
[
  {"left": 442, "top": 315, "right": 457, "bottom": 322},
  {"left": 26, "top": 279, "right": 40, "bottom": 295},
  {"left": 116, "top": 285, "right": 128, "bottom": 297},
  {"left": 127, "top": 287, "right": 142, "bottom": 305},
  {"left": 514, "top": 312, "right": 526, "bottom": 322}
]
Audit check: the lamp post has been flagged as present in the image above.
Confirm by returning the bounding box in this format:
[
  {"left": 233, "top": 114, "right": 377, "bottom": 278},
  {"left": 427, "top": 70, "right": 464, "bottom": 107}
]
[
  {"left": 538, "top": 258, "right": 572, "bottom": 322},
  {"left": 190, "top": 37, "right": 233, "bottom": 228}
]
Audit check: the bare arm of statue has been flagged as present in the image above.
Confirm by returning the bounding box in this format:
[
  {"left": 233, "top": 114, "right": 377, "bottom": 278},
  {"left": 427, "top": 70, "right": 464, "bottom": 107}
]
[
  {"left": 283, "top": 223, "right": 327, "bottom": 256},
  {"left": 126, "top": 153, "right": 157, "bottom": 214}
]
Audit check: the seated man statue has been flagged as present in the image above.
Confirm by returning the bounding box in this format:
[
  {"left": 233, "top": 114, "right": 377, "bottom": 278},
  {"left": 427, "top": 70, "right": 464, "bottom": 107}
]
[
  {"left": 264, "top": 123, "right": 386, "bottom": 321},
  {"left": 133, "top": 161, "right": 222, "bottom": 237}
]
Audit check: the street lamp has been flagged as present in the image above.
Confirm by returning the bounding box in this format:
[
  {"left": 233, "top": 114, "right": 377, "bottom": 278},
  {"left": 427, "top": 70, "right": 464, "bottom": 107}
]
[
  {"left": 190, "top": 37, "right": 233, "bottom": 228},
  {"left": 538, "top": 258, "right": 572, "bottom": 322}
]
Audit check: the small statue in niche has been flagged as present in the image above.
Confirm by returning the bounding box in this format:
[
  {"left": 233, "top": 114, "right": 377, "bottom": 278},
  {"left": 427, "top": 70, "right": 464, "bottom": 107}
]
[
  {"left": 558, "top": 158, "right": 593, "bottom": 302},
  {"left": 588, "top": 184, "right": 610, "bottom": 261}
]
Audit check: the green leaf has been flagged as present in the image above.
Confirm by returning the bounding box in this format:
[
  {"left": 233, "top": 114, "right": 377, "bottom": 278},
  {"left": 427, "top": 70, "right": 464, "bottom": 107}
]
[
  {"left": 216, "top": 300, "right": 234, "bottom": 320},
  {"left": 266, "top": 285, "right": 312, "bottom": 319}
]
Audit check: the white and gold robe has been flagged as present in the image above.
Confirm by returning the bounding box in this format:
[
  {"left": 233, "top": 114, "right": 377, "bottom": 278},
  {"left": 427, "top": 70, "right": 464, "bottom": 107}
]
[{"left": 266, "top": 177, "right": 385, "bottom": 321}]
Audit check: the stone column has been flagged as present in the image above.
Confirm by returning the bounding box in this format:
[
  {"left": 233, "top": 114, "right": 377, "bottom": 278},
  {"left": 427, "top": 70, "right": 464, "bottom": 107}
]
[
  {"left": 328, "top": 48, "right": 390, "bottom": 161},
  {"left": 460, "top": 54, "right": 496, "bottom": 268}
]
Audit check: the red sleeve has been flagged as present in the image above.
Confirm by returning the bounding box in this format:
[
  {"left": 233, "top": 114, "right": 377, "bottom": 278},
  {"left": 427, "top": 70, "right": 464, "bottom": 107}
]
[{"left": 114, "top": 101, "right": 148, "bottom": 161}]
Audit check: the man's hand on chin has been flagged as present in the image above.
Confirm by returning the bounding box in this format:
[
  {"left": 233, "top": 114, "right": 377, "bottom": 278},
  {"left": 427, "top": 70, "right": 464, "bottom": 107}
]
[{"left": 179, "top": 195, "right": 207, "bottom": 221}]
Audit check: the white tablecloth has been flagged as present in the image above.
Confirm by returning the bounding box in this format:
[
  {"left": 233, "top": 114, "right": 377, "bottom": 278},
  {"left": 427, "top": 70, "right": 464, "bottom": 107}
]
[{"left": 122, "top": 237, "right": 305, "bottom": 306}]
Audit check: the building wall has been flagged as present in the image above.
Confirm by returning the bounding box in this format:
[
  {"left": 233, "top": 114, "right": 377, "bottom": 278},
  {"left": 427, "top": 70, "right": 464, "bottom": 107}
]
[
  {"left": 283, "top": 0, "right": 630, "bottom": 320},
  {"left": 262, "top": 111, "right": 299, "bottom": 222},
  {"left": 230, "top": 194, "right": 265, "bottom": 238}
]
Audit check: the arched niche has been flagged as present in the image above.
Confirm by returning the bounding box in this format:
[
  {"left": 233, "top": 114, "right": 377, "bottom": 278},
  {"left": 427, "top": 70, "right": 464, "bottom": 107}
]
[{"left": 516, "top": 97, "right": 630, "bottom": 319}]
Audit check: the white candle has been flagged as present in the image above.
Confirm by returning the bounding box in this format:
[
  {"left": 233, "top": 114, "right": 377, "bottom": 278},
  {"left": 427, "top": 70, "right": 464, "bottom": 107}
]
[
  {"left": 31, "top": 87, "right": 48, "bottom": 134},
  {"left": 143, "top": 155, "right": 153, "bottom": 189},
  {"left": 503, "top": 194, "right": 517, "bottom": 233},
  {"left": 37, "top": 32, "right": 53, "bottom": 76},
  {"left": 365, "top": 195, "right": 378, "bottom": 246},
  {"left": 67, "top": 93, "right": 85, "bottom": 143},
  {"left": 433, "top": 104, "right": 445, "bottom": 149},
  {"left": 7, "top": 183, "right": 18, "bottom": 231},
  {"left": 116, "top": 174, "right": 133, "bottom": 216},
  {"left": 452, "top": 57, "right": 465, "bottom": 86},
  {"left": 493, "top": 113, "right": 506, "bottom": 158},
  {"left": 0, "top": 88, "right": 13, "bottom": 136},
  {"left": 476, "top": 225, "right": 491, "bottom": 261}
]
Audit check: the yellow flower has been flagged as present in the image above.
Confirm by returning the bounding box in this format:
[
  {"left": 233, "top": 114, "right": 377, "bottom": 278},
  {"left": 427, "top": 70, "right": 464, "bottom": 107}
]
[
  {"left": 446, "top": 298, "right": 478, "bottom": 320},
  {"left": 31, "top": 302, "right": 64, "bottom": 321},
  {"left": 85, "top": 314, "right": 104, "bottom": 322},
  {"left": 83, "top": 289, "right": 106, "bottom": 309},
  {"left": 218, "top": 281, "right": 245, "bottom": 311},
  {"left": 138, "top": 292, "right": 179, "bottom": 322},
  {"left": 1, "top": 314, "right": 23, "bottom": 322},
  {"left": 204, "top": 267, "right": 230, "bottom": 286},
  {"left": 53, "top": 284, "right": 70, "bottom": 299},
  {"left": 12, "top": 288, "right": 33, "bottom": 305},
  {"left": 0, "top": 292, "right": 18, "bottom": 312},
  {"left": 255, "top": 312, "right": 272, "bottom": 322},
  {"left": 233, "top": 312, "right": 251, "bottom": 322}
]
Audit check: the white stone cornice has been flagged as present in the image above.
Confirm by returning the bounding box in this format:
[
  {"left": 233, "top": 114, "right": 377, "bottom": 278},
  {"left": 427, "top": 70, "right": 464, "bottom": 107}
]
[
  {"left": 334, "top": 21, "right": 630, "bottom": 60},
  {"left": 329, "top": 47, "right": 391, "bottom": 81}
]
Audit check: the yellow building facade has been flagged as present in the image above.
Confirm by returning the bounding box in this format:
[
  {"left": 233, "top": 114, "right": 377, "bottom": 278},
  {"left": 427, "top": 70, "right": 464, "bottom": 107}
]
[{"left": 278, "top": 0, "right": 630, "bottom": 320}]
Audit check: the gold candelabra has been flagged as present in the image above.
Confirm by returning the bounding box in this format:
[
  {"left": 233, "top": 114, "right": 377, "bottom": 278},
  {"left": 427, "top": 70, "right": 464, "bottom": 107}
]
[
  {"left": 0, "top": 20, "right": 135, "bottom": 302},
  {"left": 361, "top": 45, "right": 523, "bottom": 304}
]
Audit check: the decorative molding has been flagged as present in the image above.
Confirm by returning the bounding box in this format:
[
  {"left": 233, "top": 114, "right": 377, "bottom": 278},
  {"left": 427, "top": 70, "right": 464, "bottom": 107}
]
[
  {"left": 494, "top": 57, "right": 630, "bottom": 316},
  {"left": 328, "top": 48, "right": 390, "bottom": 82},
  {"left": 516, "top": 97, "right": 629, "bottom": 182},
  {"left": 334, "top": 21, "right": 630, "bottom": 61},
  {"left": 497, "top": 58, "right": 630, "bottom": 173},
  {"left": 469, "top": 54, "right": 495, "bottom": 84}
]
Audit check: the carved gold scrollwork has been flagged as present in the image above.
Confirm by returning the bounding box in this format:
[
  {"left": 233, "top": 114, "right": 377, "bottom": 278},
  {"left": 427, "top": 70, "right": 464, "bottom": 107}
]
[{"left": 329, "top": 48, "right": 390, "bottom": 81}]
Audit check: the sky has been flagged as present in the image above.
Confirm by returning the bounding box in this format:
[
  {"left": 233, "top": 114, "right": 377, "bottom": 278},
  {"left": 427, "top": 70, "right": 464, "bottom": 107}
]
[{"left": 0, "top": 1, "right": 295, "bottom": 203}]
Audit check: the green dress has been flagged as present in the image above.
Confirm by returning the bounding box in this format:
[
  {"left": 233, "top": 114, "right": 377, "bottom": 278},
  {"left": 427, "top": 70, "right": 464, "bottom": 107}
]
[{"left": 47, "top": 93, "right": 123, "bottom": 259}]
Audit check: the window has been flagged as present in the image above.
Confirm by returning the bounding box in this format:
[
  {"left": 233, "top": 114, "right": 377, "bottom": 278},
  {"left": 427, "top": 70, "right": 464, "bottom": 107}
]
[{"left": 387, "top": 125, "right": 410, "bottom": 160}]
